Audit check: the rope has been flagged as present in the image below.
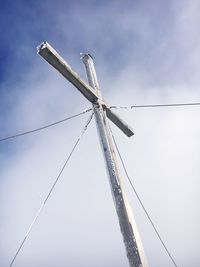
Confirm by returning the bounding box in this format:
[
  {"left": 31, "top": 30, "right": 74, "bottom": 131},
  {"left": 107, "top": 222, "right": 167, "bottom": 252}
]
[
  {"left": 0, "top": 108, "right": 92, "bottom": 142},
  {"left": 110, "top": 130, "right": 179, "bottom": 267},
  {"left": 9, "top": 112, "right": 94, "bottom": 267},
  {"left": 110, "top": 102, "right": 200, "bottom": 109}
]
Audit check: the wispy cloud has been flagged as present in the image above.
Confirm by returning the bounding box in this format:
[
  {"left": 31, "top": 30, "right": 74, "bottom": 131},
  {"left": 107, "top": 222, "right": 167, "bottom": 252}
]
[{"left": 0, "top": 1, "right": 200, "bottom": 266}]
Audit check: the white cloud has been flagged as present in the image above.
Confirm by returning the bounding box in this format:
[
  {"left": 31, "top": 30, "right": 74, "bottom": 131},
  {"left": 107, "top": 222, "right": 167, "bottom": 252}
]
[{"left": 1, "top": 1, "right": 200, "bottom": 266}]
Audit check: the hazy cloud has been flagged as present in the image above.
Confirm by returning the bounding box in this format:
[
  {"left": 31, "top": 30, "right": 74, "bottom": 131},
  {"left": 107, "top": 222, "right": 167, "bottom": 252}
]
[{"left": 0, "top": 1, "right": 200, "bottom": 266}]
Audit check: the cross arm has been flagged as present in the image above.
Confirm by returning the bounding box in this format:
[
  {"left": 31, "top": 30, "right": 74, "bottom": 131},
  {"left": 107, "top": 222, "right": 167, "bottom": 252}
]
[
  {"left": 37, "top": 41, "right": 134, "bottom": 137},
  {"left": 103, "top": 106, "right": 134, "bottom": 137},
  {"left": 37, "top": 41, "right": 99, "bottom": 103}
]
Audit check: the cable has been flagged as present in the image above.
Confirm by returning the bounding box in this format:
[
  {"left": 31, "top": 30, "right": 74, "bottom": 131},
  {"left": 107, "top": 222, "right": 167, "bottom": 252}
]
[
  {"left": 0, "top": 108, "right": 92, "bottom": 142},
  {"left": 2, "top": 102, "right": 198, "bottom": 142},
  {"left": 110, "top": 102, "right": 200, "bottom": 109},
  {"left": 9, "top": 112, "right": 94, "bottom": 267},
  {"left": 111, "top": 131, "right": 178, "bottom": 267}
]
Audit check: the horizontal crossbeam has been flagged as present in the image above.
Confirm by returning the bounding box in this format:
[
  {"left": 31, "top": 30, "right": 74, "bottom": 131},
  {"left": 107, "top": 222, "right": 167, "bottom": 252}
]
[{"left": 37, "top": 41, "right": 134, "bottom": 137}]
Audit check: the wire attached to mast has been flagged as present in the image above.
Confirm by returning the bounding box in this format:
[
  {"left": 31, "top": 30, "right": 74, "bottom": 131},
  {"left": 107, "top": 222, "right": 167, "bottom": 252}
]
[
  {"left": 0, "top": 108, "right": 92, "bottom": 142},
  {"left": 110, "top": 102, "right": 200, "bottom": 109},
  {"left": 9, "top": 112, "right": 94, "bottom": 267}
]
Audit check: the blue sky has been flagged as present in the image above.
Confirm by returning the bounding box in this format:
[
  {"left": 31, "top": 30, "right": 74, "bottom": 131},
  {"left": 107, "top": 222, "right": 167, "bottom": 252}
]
[{"left": 0, "top": 1, "right": 200, "bottom": 266}]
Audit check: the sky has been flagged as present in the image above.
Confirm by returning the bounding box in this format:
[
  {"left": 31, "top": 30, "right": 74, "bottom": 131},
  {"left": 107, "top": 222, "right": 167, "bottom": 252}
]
[{"left": 0, "top": 0, "right": 200, "bottom": 266}]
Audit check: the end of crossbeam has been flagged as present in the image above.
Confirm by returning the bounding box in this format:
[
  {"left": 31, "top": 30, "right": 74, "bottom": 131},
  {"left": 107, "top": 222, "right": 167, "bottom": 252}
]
[
  {"left": 37, "top": 41, "right": 99, "bottom": 103},
  {"left": 105, "top": 107, "right": 134, "bottom": 137},
  {"left": 37, "top": 41, "right": 48, "bottom": 54}
]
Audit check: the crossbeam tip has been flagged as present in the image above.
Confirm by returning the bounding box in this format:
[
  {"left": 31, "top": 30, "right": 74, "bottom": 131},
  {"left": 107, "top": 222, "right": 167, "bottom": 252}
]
[
  {"left": 37, "top": 41, "right": 49, "bottom": 54},
  {"left": 105, "top": 107, "right": 134, "bottom": 137}
]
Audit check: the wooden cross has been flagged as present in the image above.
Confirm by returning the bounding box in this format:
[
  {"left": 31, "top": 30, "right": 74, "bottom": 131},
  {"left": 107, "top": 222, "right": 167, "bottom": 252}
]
[{"left": 37, "top": 41, "right": 148, "bottom": 267}]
